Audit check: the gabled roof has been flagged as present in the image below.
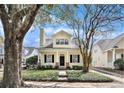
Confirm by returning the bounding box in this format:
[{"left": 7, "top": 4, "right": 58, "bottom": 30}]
[
  {"left": 95, "top": 33, "right": 124, "bottom": 51},
  {"left": 22, "top": 47, "right": 38, "bottom": 57},
  {"left": 52, "top": 30, "right": 72, "bottom": 37}
]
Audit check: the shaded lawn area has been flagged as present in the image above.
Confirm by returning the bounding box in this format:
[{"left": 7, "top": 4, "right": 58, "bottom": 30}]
[
  {"left": 67, "top": 70, "right": 113, "bottom": 82},
  {"left": 22, "top": 70, "right": 59, "bottom": 81}
]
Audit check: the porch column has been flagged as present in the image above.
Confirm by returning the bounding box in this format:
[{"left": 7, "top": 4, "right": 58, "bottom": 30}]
[
  {"left": 38, "top": 52, "right": 41, "bottom": 65},
  {"left": 66, "top": 51, "right": 69, "bottom": 62},
  {"left": 112, "top": 49, "right": 116, "bottom": 68},
  {"left": 56, "top": 51, "right": 59, "bottom": 62}
]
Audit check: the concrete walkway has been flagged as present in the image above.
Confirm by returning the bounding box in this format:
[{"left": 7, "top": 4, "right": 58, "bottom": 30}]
[
  {"left": 58, "top": 70, "right": 67, "bottom": 81},
  {"left": 91, "top": 70, "right": 124, "bottom": 83},
  {"left": 59, "top": 70, "right": 67, "bottom": 76}
]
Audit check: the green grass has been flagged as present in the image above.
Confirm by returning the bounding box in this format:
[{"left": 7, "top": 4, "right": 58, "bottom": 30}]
[
  {"left": 67, "top": 70, "right": 113, "bottom": 82},
  {"left": 22, "top": 70, "right": 59, "bottom": 81}
]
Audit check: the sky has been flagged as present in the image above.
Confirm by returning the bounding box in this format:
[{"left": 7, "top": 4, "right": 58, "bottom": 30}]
[
  {"left": 1, "top": 22, "right": 124, "bottom": 48},
  {"left": 0, "top": 5, "right": 124, "bottom": 48},
  {"left": 0, "top": 20, "right": 124, "bottom": 48}
]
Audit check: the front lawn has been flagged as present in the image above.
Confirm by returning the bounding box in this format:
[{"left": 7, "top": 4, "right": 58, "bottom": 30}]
[
  {"left": 67, "top": 70, "right": 113, "bottom": 82},
  {"left": 22, "top": 70, "right": 59, "bottom": 81}
]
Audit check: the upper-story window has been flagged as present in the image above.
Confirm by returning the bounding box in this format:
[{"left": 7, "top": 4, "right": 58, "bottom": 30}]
[{"left": 56, "top": 39, "right": 69, "bottom": 45}]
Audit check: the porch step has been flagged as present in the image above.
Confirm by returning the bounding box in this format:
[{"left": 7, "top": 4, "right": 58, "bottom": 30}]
[
  {"left": 58, "top": 77, "right": 68, "bottom": 81},
  {"left": 59, "top": 67, "right": 66, "bottom": 70},
  {"left": 59, "top": 71, "right": 67, "bottom": 76},
  {"left": 59, "top": 74, "right": 67, "bottom": 77}
]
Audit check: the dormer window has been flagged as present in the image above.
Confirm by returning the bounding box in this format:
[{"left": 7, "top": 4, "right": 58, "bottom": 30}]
[
  {"left": 65, "top": 39, "right": 68, "bottom": 44},
  {"left": 56, "top": 39, "right": 69, "bottom": 45},
  {"left": 56, "top": 40, "right": 59, "bottom": 44}
]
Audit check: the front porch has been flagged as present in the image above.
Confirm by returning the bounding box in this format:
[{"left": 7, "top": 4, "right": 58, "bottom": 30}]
[
  {"left": 106, "top": 48, "right": 124, "bottom": 68},
  {"left": 39, "top": 48, "right": 82, "bottom": 69}
]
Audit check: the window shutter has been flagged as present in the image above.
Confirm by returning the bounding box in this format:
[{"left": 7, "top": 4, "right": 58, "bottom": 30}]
[
  {"left": 52, "top": 55, "right": 54, "bottom": 63},
  {"left": 70, "top": 55, "right": 72, "bottom": 63},
  {"left": 44, "top": 55, "right": 46, "bottom": 63},
  {"left": 78, "top": 55, "right": 80, "bottom": 63}
]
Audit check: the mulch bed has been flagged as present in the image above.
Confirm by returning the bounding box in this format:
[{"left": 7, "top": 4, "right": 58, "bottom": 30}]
[{"left": 94, "top": 67, "right": 124, "bottom": 78}]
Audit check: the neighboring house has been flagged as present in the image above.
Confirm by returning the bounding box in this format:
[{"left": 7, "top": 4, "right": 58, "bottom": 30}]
[
  {"left": 22, "top": 47, "right": 39, "bottom": 65},
  {"left": 0, "top": 35, "right": 39, "bottom": 68},
  {"left": 39, "top": 29, "right": 82, "bottom": 69},
  {"left": 92, "top": 33, "right": 124, "bottom": 68}
]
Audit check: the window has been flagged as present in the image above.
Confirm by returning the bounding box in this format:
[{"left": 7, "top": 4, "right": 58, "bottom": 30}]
[
  {"left": 60, "top": 39, "right": 64, "bottom": 44},
  {"left": 56, "top": 39, "right": 59, "bottom": 44},
  {"left": 65, "top": 39, "right": 68, "bottom": 44},
  {"left": 70, "top": 55, "right": 80, "bottom": 63},
  {"left": 44, "top": 55, "right": 54, "bottom": 63},
  {"left": 56, "top": 39, "right": 69, "bottom": 45},
  {"left": 47, "top": 55, "right": 52, "bottom": 63}
]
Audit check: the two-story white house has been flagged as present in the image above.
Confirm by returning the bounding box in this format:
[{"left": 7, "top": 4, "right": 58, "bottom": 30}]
[{"left": 39, "top": 29, "right": 83, "bottom": 69}]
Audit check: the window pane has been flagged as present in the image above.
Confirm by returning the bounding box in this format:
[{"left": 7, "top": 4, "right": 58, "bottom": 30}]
[
  {"left": 72, "top": 55, "right": 78, "bottom": 63},
  {"left": 46, "top": 55, "right": 52, "bottom": 63},
  {"left": 56, "top": 39, "right": 68, "bottom": 45},
  {"left": 56, "top": 39, "right": 59, "bottom": 44},
  {"left": 65, "top": 39, "right": 68, "bottom": 44}
]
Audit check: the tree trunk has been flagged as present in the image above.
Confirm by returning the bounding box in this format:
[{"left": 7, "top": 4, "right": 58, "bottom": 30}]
[
  {"left": 2, "top": 37, "right": 22, "bottom": 88},
  {"left": 18, "top": 39, "right": 24, "bottom": 86},
  {"left": 83, "top": 49, "right": 92, "bottom": 73}
]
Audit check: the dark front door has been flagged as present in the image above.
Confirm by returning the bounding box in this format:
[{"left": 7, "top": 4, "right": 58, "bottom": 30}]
[{"left": 60, "top": 56, "right": 64, "bottom": 66}]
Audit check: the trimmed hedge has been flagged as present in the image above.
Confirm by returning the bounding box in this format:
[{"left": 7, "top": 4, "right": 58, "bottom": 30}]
[
  {"left": 114, "top": 59, "right": 124, "bottom": 70},
  {"left": 67, "top": 71, "right": 113, "bottom": 82},
  {"left": 72, "top": 65, "right": 83, "bottom": 70},
  {"left": 37, "top": 65, "right": 54, "bottom": 70}
]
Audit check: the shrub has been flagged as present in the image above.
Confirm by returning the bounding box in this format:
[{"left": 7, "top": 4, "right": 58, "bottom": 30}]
[
  {"left": 72, "top": 65, "right": 83, "bottom": 70},
  {"left": 114, "top": 58, "right": 124, "bottom": 70},
  {"left": 46, "top": 65, "right": 53, "bottom": 69},
  {"left": 37, "top": 65, "right": 46, "bottom": 70},
  {"left": 26, "top": 56, "right": 38, "bottom": 69},
  {"left": 54, "top": 62, "right": 59, "bottom": 69},
  {"left": 66, "top": 66, "right": 71, "bottom": 70}
]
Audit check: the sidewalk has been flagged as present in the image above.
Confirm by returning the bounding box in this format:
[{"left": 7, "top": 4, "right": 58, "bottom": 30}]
[{"left": 91, "top": 70, "right": 124, "bottom": 83}]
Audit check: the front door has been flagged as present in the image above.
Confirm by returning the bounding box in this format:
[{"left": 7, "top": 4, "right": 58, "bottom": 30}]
[{"left": 60, "top": 55, "right": 64, "bottom": 66}]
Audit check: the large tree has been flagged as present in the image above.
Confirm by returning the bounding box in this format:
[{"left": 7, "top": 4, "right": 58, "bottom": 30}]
[
  {"left": 0, "top": 4, "right": 41, "bottom": 87},
  {"left": 53, "top": 5, "right": 124, "bottom": 72}
]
